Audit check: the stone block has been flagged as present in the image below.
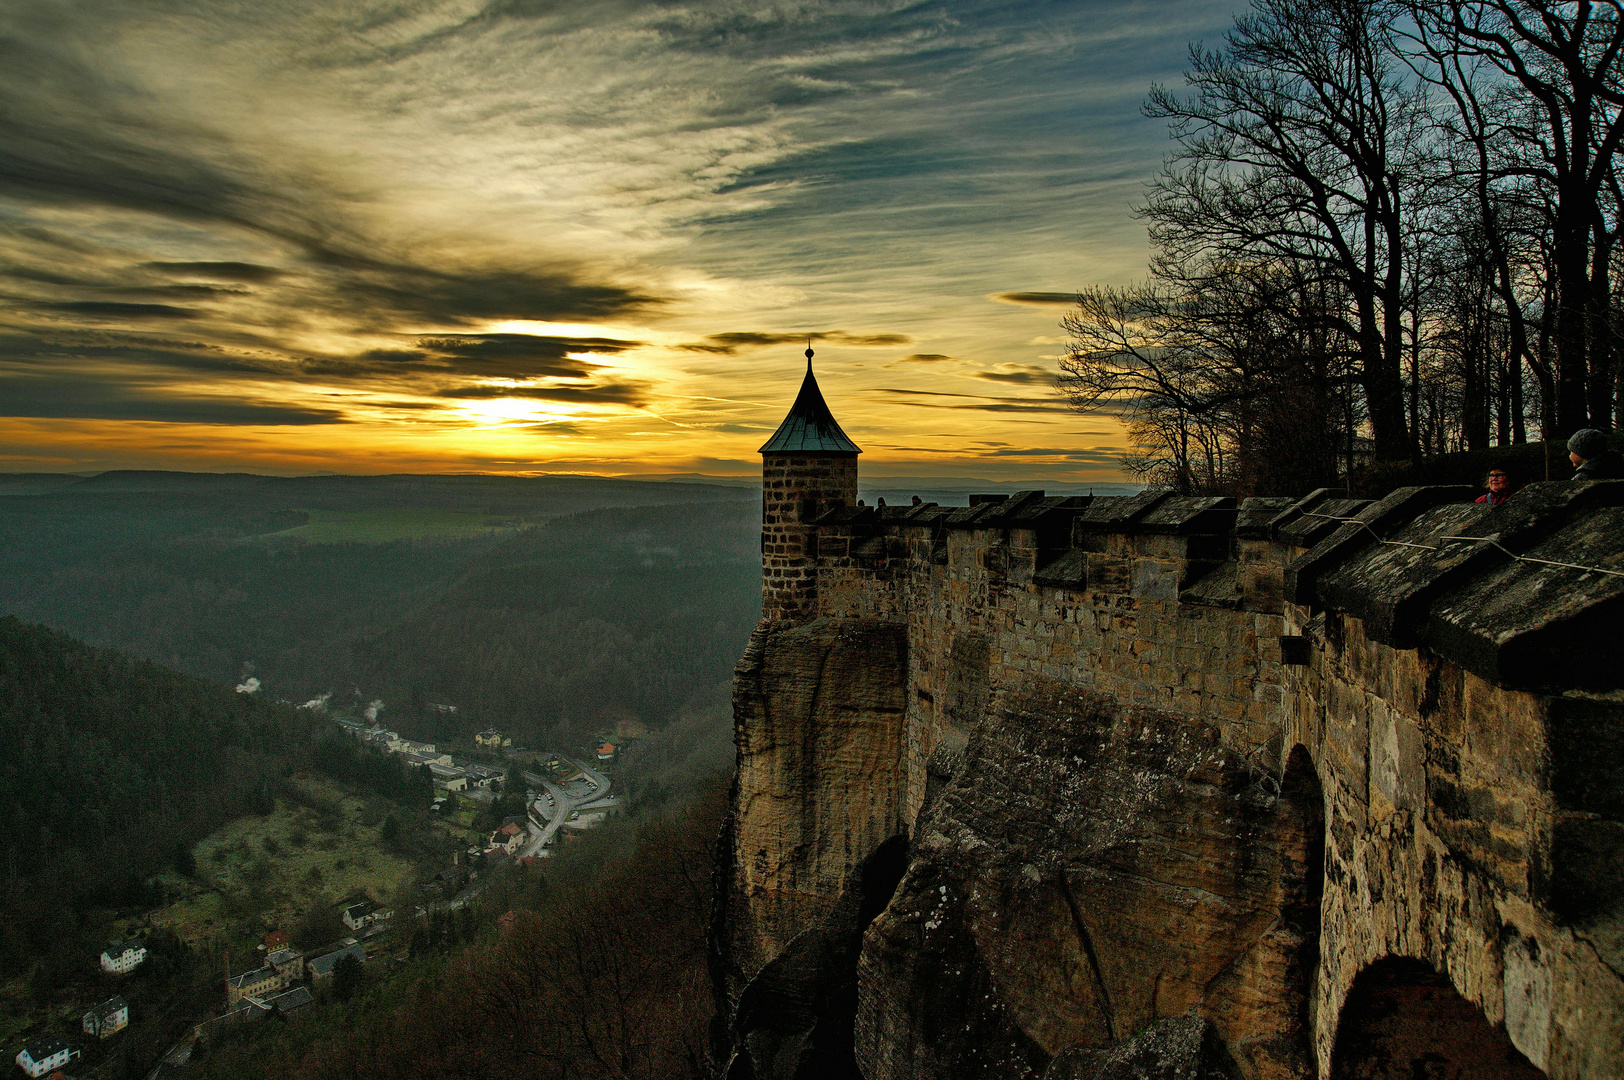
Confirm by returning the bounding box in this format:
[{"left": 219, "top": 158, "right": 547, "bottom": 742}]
[
  {"left": 1425, "top": 501, "right": 1624, "bottom": 691},
  {"left": 1088, "top": 553, "right": 1131, "bottom": 595},
  {"left": 1131, "top": 560, "right": 1180, "bottom": 602},
  {"left": 1285, "top": 486, "right": 1477, "bottom": 608},
  {"left": 1369, "top": 708, "right": 1423, "bottom": 814}
]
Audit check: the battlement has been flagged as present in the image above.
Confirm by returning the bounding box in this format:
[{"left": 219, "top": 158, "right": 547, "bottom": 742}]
[{"left": 800, "top": 481, "right": 1624, "bottom": 694}]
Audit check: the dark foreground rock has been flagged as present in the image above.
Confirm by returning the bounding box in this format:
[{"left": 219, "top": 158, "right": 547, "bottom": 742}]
[
  {"left": 1044, "top": 1015, "right": 1238, "bottom": 1080},
  {"left": 854, "top": 679, "right": 1321, "bottom": 1080}
]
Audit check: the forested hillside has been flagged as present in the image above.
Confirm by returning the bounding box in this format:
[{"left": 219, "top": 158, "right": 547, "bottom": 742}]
[
  {"left": 0, "top": 473, "right": 759, "bottom": 752},
  {"left": 0, "top": 617, "right": 321, "bottom": 972}
]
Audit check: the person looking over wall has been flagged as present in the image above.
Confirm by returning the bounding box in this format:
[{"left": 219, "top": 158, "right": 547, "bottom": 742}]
[
  {"left": 1568, "top": 429, "right": 1624, "bottom": 480},
  {"left": 1475, "top": 464, "right": 1516, "bottom": 506}
]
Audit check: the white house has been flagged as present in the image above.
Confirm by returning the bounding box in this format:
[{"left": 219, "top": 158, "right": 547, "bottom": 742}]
[
  {"left": 83, "top": 996, "right": 129, "bottom": 1038},
  {"left": 16, "top": 1038, "right": 80, "bottom": 1077},
  {"left": 488, "top": 820, "right": 527, "bottom": 855},
  {"left": 100, "top": 940, "right": 147, "bottom": 974},
  {"left": 341, "top": 901, "right": 377, "bottom": 930}
]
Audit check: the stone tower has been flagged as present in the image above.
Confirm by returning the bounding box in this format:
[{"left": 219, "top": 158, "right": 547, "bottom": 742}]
[{"left": 758, "top": 345, "right": 861, "bottom": 619}]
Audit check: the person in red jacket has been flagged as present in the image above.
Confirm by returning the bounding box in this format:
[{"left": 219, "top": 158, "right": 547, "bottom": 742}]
[{"left": 1475, "top": 464, "right": 1515, "bottom": 506}]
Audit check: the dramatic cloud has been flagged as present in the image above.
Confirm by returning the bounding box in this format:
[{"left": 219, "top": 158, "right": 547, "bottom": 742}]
[
  {"left": 46, "top": 302, "right": 200, "bottom": 320},
  {"left": 0, "top": 374, "right": 348, "bottom": 425},
  {"left": 883, "top": 353, "right": 956, "bottom": 368},
  {"left": 679, "top": 330, "right": 913, "bottom": 354},
  {"left": 991, "top": 291, "right": 1081, "bottom": 307},
  {"left": 143, "top": 262, "right": 286, "bottom": 283},
  {"left": 438, "top": 381, "right": 652, "bottom": 407},
  {"left": 0, "top": 0, "right": 1238, "bottom": 480},
  {"left": 971, "top": 364, "right": 1057, "bottom": 386}
]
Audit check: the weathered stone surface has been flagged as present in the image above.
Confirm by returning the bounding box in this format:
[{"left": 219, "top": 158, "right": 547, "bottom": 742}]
[
  {"left": 1424, "top": 499, "right": 1624, "bottom": 690},
  {"left": 1282, "top": 613, "right": 1624, "bottom": 1078},
  {"left": 853, "top": 680, "right": 1317, "bottom": 1080},
  {"left": 1318, "top": 480, "right": 1624, "bottom": 651},
  {"left": 1284, "top": 486, "right": 1476, "bottom": 605},
  {"left": 1315, "top": 501, "right": 1490, "bottom": 645},
  {"left": 721, "top": 617, "right": 909, "bottom": 996},
  {"left": 1137, "top": 495, "right": 1238, "bottom": 535},
  {"left": 1275, "top": 496, "right": 1371, "bottom": 550},
  {"left": 1234, "top": 497, "right": 1296, "bottom": 540},
  {"left": 726, "top": 837, "right": 909, "bottom": 1080},
  {"left": 1073, "top": 490, "right": 1170, "bottom": 534},
  {"left": 1044, "top": 1015, "right": 1238, "bottom": 1080}
]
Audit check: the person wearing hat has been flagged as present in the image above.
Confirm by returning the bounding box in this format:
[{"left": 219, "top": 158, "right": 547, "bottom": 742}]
[
  {"left": 1475, "top": 463, "right": 1516, "bottom": 505},
  {"left": 1568, "top": 428, "right": 1624, "bottom": 479}
]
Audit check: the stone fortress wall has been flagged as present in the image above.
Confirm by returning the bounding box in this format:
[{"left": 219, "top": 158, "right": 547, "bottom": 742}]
[{"left": 717, "top": 471, "right": 1624, "bottom": 1079}]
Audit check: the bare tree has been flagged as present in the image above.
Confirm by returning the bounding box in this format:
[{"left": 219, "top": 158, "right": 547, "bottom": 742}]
[
  {"left": 1060, "top": 264, "right": 1353, "bottom": 494},
  {"left": 1408, "top": 0, "right": 1624, "bottom": 434},
  {"left": 1142, "top": 0, "right": 1429, "bottom": 461}
]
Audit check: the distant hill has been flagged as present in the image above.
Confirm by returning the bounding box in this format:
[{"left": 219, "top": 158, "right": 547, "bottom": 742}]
[{"left": 0, "top": 472, "right": 761, "bottom": 752}]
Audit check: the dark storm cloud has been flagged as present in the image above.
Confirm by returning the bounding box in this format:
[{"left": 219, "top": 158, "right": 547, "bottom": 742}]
[
  {"left": 990, "top": 291, "right": 1078, "bottom": 307},
  {"left": 46, "top": 301, "right": 200, "bottom": 320},
  {"left": 420, "top": 333, "right": 637, "bottom": 368},
  {"left": 329, "top": 262, "right": 660, "bottom": 327},
  {"left": 299, "top": 333, "right": 639, "bottom": 382},
  {"left": 0, "top": 374, "right": 347, "bottom": 425},
  {"left": 678, "top": 330, "right": 912, "bottom": 354},
  {"left": 111, "top": 285, "right": 252, "bottom": 299},
  {"left": 0, "top": 331, "right": 287, "bottom": 378},
  {"left": 143, "top": 261, "right": 287, "bottom": 282}
]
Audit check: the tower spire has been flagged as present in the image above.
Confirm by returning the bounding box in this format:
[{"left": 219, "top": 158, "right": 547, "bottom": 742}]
[{"left": 759, "top": 345, "right": 861, "bottom": 454}]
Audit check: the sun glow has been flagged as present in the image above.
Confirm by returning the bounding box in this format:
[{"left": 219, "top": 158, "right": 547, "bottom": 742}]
[{"left": 455, "top": 397, "right": 585, "bottom": 426}]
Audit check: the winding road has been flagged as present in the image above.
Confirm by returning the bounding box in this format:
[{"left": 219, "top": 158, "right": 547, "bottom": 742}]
[{"left": 520, "top": 755, "right": 615, "bottom": 856}]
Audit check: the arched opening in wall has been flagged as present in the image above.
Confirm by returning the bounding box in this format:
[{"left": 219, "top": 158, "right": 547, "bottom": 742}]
[
  {"left": 1279, "top": 744, "right": 1326, "bottom": 1059},
  {"left": 1330, "top": 957, "right": 1546, "bottom": 1079}
]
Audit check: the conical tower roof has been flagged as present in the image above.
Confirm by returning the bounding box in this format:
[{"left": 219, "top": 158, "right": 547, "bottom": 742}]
[{"left": 758, "top": 347, "right": 862, "bottom": 454}]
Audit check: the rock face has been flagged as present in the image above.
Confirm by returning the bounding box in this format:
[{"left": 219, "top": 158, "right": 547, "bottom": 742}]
[
  {"left": 855, "top": 680, "right": 1317, "bottom": 1080},
  {"left": 714, "top": 455, "right": 1624, "bottom": 1080},
  {"left": 726, "top": 836, "right": 909, "bottom": 1080},
  {"left": 719, "top": 617, "right": 909, "bottom": 996},
  {"left": 1045, "top": 1015, "right": 1238, "bottom": 1080}
]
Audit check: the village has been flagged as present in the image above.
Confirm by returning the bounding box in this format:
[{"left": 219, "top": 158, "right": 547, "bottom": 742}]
[
  {"left": 331, "top": 715, "right": 623, "bottom": 861},
  {"left": 12, "top": 715, "right": 628, "bottom": 1080}
]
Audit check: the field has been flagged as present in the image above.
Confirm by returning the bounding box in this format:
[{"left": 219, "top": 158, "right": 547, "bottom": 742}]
[
  {"left": 259, "top": 508, "right": 523, "bottom": 544},
  {"left": 152, "top": 775, "right": 438, "bottom": 949}
]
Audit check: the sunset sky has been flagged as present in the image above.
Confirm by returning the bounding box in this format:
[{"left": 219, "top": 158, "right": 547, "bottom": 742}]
[{"left": 0, "top": 0, "right": 1238, "bottom": 482}]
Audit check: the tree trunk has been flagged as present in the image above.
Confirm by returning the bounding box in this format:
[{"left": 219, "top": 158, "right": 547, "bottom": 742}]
[{"left": 1589, "top": 213, "right": 1616, "bottom": 428}]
